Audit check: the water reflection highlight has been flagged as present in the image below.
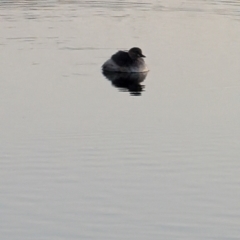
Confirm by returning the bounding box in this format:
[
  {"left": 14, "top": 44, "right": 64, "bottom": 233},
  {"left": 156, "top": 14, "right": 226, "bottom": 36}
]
[{"left": 102, "top": 70, "right": 148, "bottom": 96}]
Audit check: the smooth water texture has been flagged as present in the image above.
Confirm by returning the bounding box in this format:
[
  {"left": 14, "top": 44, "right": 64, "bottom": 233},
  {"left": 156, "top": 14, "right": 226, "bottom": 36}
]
[{"left": 1, "top": 1, "right": 240, "bottom": 239}]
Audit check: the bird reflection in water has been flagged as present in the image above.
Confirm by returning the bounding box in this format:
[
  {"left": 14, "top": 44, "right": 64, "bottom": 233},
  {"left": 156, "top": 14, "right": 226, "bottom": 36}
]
[{"left": 102, "top": 71, "right": 148, "bottom": 96}]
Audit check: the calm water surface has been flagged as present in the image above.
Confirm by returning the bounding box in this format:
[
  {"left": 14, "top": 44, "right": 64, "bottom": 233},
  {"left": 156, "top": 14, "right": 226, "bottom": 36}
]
[{"left": 1, "top": 1, "right": 240, "bottom": 239}]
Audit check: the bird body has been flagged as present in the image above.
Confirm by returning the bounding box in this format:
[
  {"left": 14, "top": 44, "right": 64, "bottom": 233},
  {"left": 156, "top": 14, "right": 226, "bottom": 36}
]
[{"left": 102, "top": 47, "right": 148, "bottom": 73}]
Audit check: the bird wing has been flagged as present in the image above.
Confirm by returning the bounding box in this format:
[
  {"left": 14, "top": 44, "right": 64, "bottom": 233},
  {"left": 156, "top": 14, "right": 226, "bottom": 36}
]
[{"left": 111, "top": 51, "right": 132, "bottom": 67}]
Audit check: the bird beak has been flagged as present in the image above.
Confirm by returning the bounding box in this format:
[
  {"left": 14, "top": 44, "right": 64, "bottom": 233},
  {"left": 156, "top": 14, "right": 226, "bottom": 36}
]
[{"left": 140, "top": 53, "right": 146, "bottom": 58}]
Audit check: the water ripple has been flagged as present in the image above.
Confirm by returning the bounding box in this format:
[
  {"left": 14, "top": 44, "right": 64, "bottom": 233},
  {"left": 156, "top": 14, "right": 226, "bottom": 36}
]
[{"left": 1, "top": 0, "right": 240, "bottom": 19}]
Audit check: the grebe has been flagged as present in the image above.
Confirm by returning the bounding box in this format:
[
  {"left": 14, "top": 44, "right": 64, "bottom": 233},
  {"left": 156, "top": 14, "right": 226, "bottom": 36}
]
[{"left": 102, "top": 47, "right": 149, "bottom": 73}]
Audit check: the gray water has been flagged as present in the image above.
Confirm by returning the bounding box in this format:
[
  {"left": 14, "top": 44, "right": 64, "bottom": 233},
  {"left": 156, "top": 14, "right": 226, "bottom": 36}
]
[{"left": 1, "top": 1, "right": 240, "bottom": 239}]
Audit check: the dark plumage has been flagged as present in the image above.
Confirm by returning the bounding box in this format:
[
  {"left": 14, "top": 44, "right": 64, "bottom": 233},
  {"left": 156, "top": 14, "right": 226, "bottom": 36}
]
[
  {"left": 102, "top": 47, "right": 148, "bottom": 73},
  {"left": 111, "top": 51, "right": 133, "bottom": 67}
]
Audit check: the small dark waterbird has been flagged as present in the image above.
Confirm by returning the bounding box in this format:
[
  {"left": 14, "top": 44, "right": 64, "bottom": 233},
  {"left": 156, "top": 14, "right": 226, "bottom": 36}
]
[{"left": 102, "top": 47, "right": 149, "bottom": 73}]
